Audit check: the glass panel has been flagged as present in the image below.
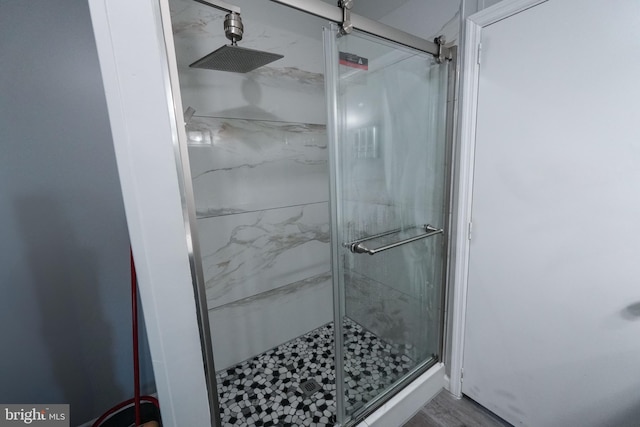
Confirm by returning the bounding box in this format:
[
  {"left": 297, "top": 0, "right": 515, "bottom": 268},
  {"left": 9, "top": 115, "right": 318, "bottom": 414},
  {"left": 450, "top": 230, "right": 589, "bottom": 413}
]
[
  {"left": 168, "top": 1, "right": 339, "bottom": 426},
  {"left": 324, "top": 25, "right": 449, "bottom": 423}
]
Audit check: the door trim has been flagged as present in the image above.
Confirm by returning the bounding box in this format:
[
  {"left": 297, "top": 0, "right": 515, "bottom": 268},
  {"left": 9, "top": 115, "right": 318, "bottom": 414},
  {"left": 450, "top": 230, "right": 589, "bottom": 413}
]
[
  {"left": 448, "top": 0, "right": 548, "bottom": 398},
  {"left": 88, "top": 0, "right": 220, "bottom": 425}
]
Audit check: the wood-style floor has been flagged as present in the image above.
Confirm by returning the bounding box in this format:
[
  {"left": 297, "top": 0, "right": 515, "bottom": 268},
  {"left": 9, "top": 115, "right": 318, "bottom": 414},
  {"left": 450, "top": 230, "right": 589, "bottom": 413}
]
[{"left": 402, "top": 391, "right": 512, "bottom": 427}]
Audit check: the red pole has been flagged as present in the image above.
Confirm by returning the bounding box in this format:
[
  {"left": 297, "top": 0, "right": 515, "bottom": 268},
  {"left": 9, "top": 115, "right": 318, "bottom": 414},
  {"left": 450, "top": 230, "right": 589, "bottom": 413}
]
[{"left": 131, "top": 249, "right": 141, "bottom": 426}]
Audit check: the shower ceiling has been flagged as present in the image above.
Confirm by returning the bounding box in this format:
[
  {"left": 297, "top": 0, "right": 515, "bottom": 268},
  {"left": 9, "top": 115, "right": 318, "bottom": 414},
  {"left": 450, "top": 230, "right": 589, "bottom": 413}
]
[{"left": 320, "top": 0, "right": 411, "bottom": 20}]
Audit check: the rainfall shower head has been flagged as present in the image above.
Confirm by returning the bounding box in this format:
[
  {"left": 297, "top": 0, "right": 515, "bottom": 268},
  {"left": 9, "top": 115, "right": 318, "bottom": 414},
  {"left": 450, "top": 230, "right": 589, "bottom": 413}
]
[
  {"left": 190, "top": 43, "right": 284, "bottom": 73},
  {"left": 189, "top": 9, "right": 284, "bottom": 73}
]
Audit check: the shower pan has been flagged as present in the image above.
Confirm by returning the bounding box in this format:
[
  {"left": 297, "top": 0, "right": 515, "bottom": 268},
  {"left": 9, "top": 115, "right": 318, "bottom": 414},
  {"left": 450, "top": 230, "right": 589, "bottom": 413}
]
[{"left": 166, "top": 0, "right": 454, "bottom": 425}]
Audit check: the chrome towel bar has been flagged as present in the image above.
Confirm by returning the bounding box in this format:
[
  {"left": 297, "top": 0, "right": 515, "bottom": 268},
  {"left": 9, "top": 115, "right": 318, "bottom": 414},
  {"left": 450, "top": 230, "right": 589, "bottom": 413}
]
[{"left": 346, "top": 224, "right": 443, "bottom": 255}]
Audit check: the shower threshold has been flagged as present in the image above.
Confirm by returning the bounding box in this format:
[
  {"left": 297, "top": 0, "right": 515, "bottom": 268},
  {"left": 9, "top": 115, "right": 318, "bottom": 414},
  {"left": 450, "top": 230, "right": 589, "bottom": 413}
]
[{"left": 216, "top": 318, "right": 414, "bottom": 426}]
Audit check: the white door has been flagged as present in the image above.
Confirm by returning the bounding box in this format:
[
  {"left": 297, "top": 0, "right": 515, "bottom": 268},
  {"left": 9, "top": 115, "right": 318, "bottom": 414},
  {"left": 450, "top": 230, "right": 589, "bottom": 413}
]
[{"left": 462, "top": 1, "right": 640, "bottom": 426}]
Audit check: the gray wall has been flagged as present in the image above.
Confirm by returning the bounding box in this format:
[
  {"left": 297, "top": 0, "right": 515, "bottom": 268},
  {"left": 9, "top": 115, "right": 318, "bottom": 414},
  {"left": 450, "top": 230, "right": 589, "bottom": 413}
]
[{"left": 0, "top": 0, "right": 154, "bottom": 425}]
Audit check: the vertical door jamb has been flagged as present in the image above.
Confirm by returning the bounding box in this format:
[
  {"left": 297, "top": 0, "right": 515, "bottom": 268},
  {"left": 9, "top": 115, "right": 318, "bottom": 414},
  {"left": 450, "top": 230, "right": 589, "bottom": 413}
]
[{"left": 448, "top": 0, "right": 548, "bottom": 399}]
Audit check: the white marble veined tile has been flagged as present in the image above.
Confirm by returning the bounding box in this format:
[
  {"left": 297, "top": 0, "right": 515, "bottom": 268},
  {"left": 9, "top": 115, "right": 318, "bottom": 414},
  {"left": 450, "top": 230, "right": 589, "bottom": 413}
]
[
  {"left": 169, "top": 0, "right": 327, "bottom": 124},
  {"left": 187, "top": 117, "right": 328, "bottom": 217},
  {"left": 197, "top": 203, "right": 330, "bottom": 308},
  {"left": 180, "top": 79, "right": 326, "bottom": 125},
  {"left": 345, "top": 270, "right": 440, "bottom": 363},
  {"left": 347, "top": 229, "right": 444, "bottom": 300},
  {"left": 209, "top": 272, "right": 332, "bottom": 370},
  {"left": 248, "top": 66, "right": 324, "bottom": 94}
]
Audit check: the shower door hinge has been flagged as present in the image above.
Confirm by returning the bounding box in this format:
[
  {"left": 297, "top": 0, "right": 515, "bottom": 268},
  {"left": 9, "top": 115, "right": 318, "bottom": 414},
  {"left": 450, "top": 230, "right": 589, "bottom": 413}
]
[
  {"left": 468, "top": 222, "right": 473, "bottom": 241},
  {"left": 477, "top": 43, "right": 482, "bottom": 65},
  {"left": 338, "top": 0, "right": 354, "bottom": 34},
  {"left": 461, "top": 368, "right": 464, "bottom": 382}
]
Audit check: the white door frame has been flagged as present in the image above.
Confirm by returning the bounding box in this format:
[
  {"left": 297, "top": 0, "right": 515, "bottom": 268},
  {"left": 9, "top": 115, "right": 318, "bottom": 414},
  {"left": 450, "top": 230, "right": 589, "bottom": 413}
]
[
  {"left": 447, "top": 0, "right": 548, "bottom": 398},
  {"left": 88, "top": 0, "right": 217, "bottom": 425}
]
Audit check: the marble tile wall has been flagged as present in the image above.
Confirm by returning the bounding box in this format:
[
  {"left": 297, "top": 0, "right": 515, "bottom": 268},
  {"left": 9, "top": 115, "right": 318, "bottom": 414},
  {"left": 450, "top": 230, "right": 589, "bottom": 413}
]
[
  {"left": 170, "top": 0, "right": 452, "bottom": 370},
  {"left": 188, "top": 119, "right": 332, "bottom": 367},
  {"left": 337, "top": 55, "right": 448, "bottom": 362},
  {"left": 344, "top": 237, "right": 444, "bottom": 362},
  {"left": 345, "top": 271, "right": 426, "bottom": 363},
  {"left": 196, "top": 201, "right": 330, "bottom": 309},
  {"left": 187, "top": 117, "right": 328, "bottom": 217},
  {"left": 170, "top": 0, "right": 333, "bottom": 369},
  {"left": 170, "top": 0, "right": 328, "bottom": 125},
  {"left": 337, "top": 52, "right": 449, "bottom": 251},
  {"left": 209, "top": 272, "right": 332, "bottom": 370}
]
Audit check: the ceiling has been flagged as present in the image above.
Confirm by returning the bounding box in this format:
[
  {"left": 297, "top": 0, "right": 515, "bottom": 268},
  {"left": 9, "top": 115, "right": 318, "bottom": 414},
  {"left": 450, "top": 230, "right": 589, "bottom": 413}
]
[{"left": 321, "top": 0, "right": 412, "bottom": 21}]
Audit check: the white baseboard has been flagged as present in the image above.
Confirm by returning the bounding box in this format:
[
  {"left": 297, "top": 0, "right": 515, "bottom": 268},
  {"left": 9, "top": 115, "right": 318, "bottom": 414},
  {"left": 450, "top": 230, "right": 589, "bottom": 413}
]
[{"left": 357, "top": 363, "right": 445, "bottom": 427}]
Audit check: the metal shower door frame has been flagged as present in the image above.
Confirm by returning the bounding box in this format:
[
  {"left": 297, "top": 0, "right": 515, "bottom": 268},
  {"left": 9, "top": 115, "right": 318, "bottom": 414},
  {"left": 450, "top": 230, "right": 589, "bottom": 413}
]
[
  {"left": 322, "top": 20, "right": 459, "bottom": 426},
  {"left": 156, "top": 1, "right": 223, "bottom": 426},
  {"left": 270, "top": 0, "right": 453, "bottom": 59}
]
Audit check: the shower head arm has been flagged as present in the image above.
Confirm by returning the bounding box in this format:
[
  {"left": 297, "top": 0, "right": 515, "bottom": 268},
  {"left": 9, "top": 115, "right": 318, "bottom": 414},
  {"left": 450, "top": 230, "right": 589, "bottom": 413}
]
[{"left": 192, "top": 0, "right": 240, "bottom": 15}]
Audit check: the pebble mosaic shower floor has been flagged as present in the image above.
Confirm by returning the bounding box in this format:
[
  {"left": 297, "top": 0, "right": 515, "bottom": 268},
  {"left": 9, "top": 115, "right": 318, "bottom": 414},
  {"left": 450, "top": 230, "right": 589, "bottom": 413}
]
[{"left": 216, "top": 318, "right": 414, "bottom": 426}]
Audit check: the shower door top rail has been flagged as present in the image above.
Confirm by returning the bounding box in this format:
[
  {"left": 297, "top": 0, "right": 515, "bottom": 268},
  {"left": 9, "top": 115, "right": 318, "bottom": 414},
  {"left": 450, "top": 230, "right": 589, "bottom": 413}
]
[
  {"left": 269, "top": 0, "right": 452, "bottom": 59},
  {"left": 346, "top": 224, "right": 443, "bottom": 255}
]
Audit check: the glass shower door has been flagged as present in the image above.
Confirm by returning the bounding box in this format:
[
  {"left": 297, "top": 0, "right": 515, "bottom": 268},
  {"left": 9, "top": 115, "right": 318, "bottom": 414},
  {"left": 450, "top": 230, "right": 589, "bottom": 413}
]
[{"left": 323, "top": 25, "right": 449, "bottom": 424}]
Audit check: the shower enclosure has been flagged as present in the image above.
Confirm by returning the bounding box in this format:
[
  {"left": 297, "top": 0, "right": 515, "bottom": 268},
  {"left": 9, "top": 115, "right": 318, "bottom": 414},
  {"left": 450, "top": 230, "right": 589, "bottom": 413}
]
[
  {"left": 94, "top": 0, "right": 455, "bottom": 425},
  {"left": 324, "top": 23, "right": 451, "bottom": 424}
]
